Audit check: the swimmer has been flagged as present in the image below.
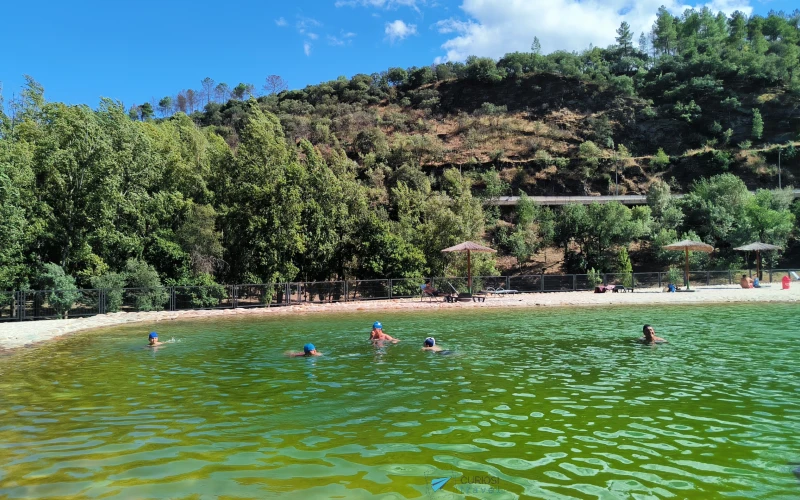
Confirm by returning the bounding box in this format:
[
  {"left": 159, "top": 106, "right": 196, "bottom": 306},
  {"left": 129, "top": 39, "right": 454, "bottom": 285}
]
[
  {"left": 421, "top": 337, "right": 442, "bottom": 352},
  {"left": 146, "top": 332, "right": 163, "bottom": 347},
  {"left": 370, "top": 322, "right": 399, "bottom": 343},
  {"left": 287, "top": 343, "right": 322, "bottom": 357},
  {"left": 640, "top": 324, "right": 667, "bottom": 344}
]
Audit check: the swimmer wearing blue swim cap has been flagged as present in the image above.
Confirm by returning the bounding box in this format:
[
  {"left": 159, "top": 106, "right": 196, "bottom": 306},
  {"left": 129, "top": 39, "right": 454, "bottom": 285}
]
[
  {"left": 370, "top": 321, "right": 399, "bottom": 343},
  {"left": 287, "top": 343, "right": 322, "bottom": 357},
  {"left": 146, "top": 331, "right": 163, "bottom": 347},
  {"left": 422, "top": 336, "right": 442, "bottom": 352}
]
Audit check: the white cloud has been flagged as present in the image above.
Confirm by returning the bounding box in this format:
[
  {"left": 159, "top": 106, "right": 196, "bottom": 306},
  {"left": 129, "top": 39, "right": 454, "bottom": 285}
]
[
  {"left": 435, "top": 0, "right": 753, "bottom": 62},
  {"left": 336, "top": 0, "right": 421, "bottom": 10},
  {"left": 328, "top": 32, "right": 357, "bottom": 45},
  {"left": 308, "top": 32, "right": 319, "bottom": 40},
  {"left": 275, "top": 17, "right": 287, "bottom": 26},
  {"left": 296, "top": 16, "right": 322, "bottom": 34},
  {"left": 385, "top": 19, "right": 417, "bottom": 42},
  {"left": 304, "top": 42, "right": 312, "bottom": 56}
]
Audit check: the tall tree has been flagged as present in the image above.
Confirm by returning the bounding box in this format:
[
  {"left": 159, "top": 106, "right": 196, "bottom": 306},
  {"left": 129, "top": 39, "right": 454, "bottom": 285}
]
[
  {"left": 263, "top": 75, "right": 288, "bottom": 95},
  {"left": 214, "top": 82, "right": 230, "bottom": 103},
  {"left": 140, "top": 102, "right": 154, "bottom": 121},
  {"left": 158, "top": 96, "right": 172, "bottom": 117},
  {"left": 186, "top": 89, "right": 197, "bottom": 113},
  {"left": 616, "top": 21, "right": 633, "bottom": 53},
  {"left": 531, "top": 36, "right": 542, "bottom": 54},
  {"left": 200, "top": 77, "right": 215, "bottom": 106},
  {"left": 652, "top": 6, "right": 678, "bottom": 55},
  {"left": 175, "top": 92, "right": 187, "bottom": 113},
  {"left": 232, "top": 83, "right": 248, "bottom": 100}
]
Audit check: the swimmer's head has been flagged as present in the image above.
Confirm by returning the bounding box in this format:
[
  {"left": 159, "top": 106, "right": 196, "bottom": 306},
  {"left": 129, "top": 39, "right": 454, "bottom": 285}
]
[
  {"left": 372, "top": 322, "right": 382, "bottom": 330},
  {"left": 149, "top": 332, "right": 158, "bottom": 339},
  {"left": 642, "top": 324, "right": 654, "bottom": 339},
  {"left": 424, "top": 337, "right": 435, "bottom": 347},
  {"left": 303, "top": 343, "right": 316, "bottom": 355}
]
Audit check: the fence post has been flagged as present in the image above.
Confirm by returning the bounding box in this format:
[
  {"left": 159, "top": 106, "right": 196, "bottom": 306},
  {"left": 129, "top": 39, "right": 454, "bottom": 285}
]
[
  {"left": 658, "top": 272, "right": 662, "bottom": 289},
  {"left": 506, "top": 275, "right": 511, "bottom": 290},
  {"left": 99, "top": 290, "right": 104, "bottom": 315},
  {"left": 728, "top": 270, "right": 732, "bottom": 285},
  {"left": 706, "top": 271, "right": 710, "bottom": 287},
  {"left": 769, "top": 269, "right": 772, "bottom": 283},
  {"left": 285, "top": 283, "right": 290, "bottom": 305},
  {"left": 573, "top": 274, "right": 577, "bottom": 291},
  {"left": 603, "top": 273, "right": 608, "bottom": 286},
  {"left": 170, "top": 287, "right": 175, "bottom": 311},
  {"left": 388, "top": 279, "right": 393, "bottom": 299},
  {"left": 540, "top": 274, "right": 544, "bottom": 292},
  {"left": 21, "top": 290, "right": 26, "bottom": 320},
  {"left": 344, "top": 281, "right": 349, "bottom": 302}
]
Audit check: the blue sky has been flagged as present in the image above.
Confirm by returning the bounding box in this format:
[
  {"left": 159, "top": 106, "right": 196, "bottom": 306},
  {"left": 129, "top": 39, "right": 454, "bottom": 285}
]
[{"left": 1, "top": 0, "right": 794, "bottom": 109}]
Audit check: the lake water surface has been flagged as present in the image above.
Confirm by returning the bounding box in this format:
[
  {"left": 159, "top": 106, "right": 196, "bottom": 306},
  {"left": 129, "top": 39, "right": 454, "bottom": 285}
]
[{"left": 1, "top": 304, "right": 800, "bottom": 499}]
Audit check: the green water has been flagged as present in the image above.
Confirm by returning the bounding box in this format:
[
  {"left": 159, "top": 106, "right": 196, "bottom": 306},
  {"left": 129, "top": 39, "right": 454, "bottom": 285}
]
[{"left": 2, "top": 304, "right": 800, "bottom": 499}]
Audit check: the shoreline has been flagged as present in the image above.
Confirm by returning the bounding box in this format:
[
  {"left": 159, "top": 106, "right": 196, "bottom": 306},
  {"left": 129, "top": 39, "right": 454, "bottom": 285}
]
[{"left": 2, "top": 284, "right": 798, "bottom": 352}]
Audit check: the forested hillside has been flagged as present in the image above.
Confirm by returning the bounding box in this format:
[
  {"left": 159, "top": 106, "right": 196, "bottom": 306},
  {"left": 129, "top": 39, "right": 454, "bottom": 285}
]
[{"left": 1, "top": 6, "right": 799, "bottom": 292}]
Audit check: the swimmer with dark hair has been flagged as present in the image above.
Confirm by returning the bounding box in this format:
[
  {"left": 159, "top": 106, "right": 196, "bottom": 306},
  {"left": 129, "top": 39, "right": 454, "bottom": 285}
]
[
  {"left": 287, "top": 343, "right": 322, "bottom": 357},
  {"left": 146, "top": 332, "right": 163, "bottom": 347},
  {"left": 640, "top": 324, "right": 667, "bottom": 344}
]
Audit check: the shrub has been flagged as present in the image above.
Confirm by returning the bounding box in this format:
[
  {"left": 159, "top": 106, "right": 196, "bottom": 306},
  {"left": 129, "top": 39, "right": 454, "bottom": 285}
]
[
  {"left": 90, "top": 272, "right": 126, "bottom": 313},
  {"left": 125, "top": 259, "right": 168, "bottom": 312},
  {"left": 38, "top": 263, "right": 80, "bottom": 318},
  {"left": 616, "top": 247, "right": 633, "bottom": 288},
  {"left": 587, "top": 268, "right": 603, "bottom": 288},
  {"left": 667, "top": 267, "right": 682, "bottom": 286},
  {"left": 651, "top": 148, "right": 670, "bottom": 169}
]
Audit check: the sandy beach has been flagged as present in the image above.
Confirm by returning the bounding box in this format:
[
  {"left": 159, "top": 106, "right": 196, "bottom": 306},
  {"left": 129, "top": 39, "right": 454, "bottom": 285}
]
[{"left": 1, "top": 284, "right": 798, "bottom": 351}]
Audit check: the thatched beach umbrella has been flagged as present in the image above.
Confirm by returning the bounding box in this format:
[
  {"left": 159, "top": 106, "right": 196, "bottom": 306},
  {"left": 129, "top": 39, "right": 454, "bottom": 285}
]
[
  {"left": 662, "top": 239, "right": 714, "bottom": 290},
  {"left": 441, "top": 241, "right": 497, "bottom": 293},
  {"left": 733, "top": 242, "right": 782, "bottom": 280}
]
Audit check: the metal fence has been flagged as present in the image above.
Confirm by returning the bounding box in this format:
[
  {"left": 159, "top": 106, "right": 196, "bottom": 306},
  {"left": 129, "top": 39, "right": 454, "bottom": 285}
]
[{"left": 1, "top": 269, "right": 796, "bottom": 323}]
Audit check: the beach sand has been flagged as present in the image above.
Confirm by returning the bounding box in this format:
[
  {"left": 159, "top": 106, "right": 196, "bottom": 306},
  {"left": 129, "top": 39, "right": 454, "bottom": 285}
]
[{"left": 2, "top": 284, "right": 798, "bottom": 351}]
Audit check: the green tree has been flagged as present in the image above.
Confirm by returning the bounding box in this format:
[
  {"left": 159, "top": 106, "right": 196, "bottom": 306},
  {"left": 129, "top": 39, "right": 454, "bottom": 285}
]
[
  {"left": 652, "top": 6, "right": 678, "bottom": 55},
  {"left": 125, "top": 258, "right": 168, "bottom": 311},
  {"left": 751, "top": 108, "right": 763, "bottom": 140},
  {"left": 158, "top": 96, "right": 173, "bottom": 117},
  {"left": 90, "top": 272, "right": 126, "bottom": 312},
  {"left": 531, "top": 36, "right": 542, "bottom": 54},
  {"left": 616, "top": 21, "right": 634, "bottom": 53},
  {"left": 38, "top": 263, "right": 80, "bottom": 318},
  {"left": 651, "top": 147, "right": 670, "bottom": 169},
  {"left": 140, "top": 102, "right": 154, "bottom": 121},
  {"left": 616, "top": 247, "right": 633, "bottom": 287}
]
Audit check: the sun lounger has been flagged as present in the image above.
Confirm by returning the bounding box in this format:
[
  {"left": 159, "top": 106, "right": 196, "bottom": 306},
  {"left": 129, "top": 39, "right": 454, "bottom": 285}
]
[{"left": 486, "top": 286, "right": 519, "bottom": 295}]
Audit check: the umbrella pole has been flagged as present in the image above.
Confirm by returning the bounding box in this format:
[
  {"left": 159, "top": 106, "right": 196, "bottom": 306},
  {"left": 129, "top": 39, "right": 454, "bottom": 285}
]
[
  {"left": 757, "top": 251, "right": 761, "bottom": 281},
  {"left": 685, "top": 248, "right": 690, "bottom": 290},
  {"left": 467, "top": 250, "right": 472, "bottom": 294}
]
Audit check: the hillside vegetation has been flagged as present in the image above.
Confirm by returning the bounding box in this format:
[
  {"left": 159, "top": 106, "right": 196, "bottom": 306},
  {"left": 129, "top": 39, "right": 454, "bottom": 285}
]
[{"left": 1, "top": 7, "right": 799, "bottom": 296}]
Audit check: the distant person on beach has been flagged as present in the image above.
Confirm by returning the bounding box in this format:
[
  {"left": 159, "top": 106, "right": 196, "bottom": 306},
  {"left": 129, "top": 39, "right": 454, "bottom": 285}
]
[
  {"left": 287, "top": 343, "right": 322, "bottom": 357},
  {"left": 740, "top": 274, "right": 753, "bottom": 288},
  {"left": 146, "top": 332, "right": 163, "bottom": 347},
  {"left": 640, "top": 324, "right": 667, "bottom": 344},
  {"left": 370, "top": 322, "right": 399, "bottom": 343},
  {"left": 423, "top": 280, "right": 440, "bottom": 297}
]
